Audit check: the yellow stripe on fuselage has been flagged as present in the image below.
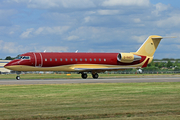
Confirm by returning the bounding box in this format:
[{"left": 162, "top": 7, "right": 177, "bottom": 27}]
[{"left": 4, "top": 58, "right": 147, "bottom": 72}]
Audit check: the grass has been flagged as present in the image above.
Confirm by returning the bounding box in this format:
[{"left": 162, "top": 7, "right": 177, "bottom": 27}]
[
  {"left": 0, "top": 82, "right": 180, "bottom": 119},
  {"left": 0, "top": 73, "right": 180, "bottom": 79}
]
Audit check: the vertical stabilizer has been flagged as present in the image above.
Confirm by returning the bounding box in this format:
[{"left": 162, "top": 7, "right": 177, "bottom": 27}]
[{"left": 136, "top": 35, "right": 163, "bottom": 57}]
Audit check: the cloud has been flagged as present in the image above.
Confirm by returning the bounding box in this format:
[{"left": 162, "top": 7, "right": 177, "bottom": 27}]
[
  {"left": 6, "top": 0, "right": 28, "bottom": 3},
  {"left": 0, "top": 40, "right": 28, "bottom": 53},
  {"left": 20, "top": 26, "right": 70, "bottom": 39},
  {"left": 12, "top": 0, "right": 96, "bottom": 9},
  {"left": 132, "top": 35, "right": 147, "bottom": 43},
  {"left": 67, "top": 35, "right": 79, "bottom": 41},
  {"left": 156, "top": 14, "right": 180, "bottom": 28},
  {"left": 20, "top": 28, "right": 34, "bottom": 39},
  {"left": 102, "top": 0, "right": 150, "bottom": 7},
  {"left": 68, "top": 26, "right": 130, "bottom": 44},
  {"left": 97, "top": 10, "right": 119, "bottom": 15},
  {"left": 133, "top": 18, "right": 141, "bottom": 23},
  {"left": 0, "top": 25, "right": 20, "bottom": 36},
  {"left": 1, "top": 0, "right": 180, "bottom": 59},
  {"left": 27, "top": 0, "right": 59, "bottom": 9},
  {"left": 84, "top": 16, "right": 91, "bottom": 23},
  {"left": 0, "top": 40, "right": 69, "bottom": 55},
  {"left": 152, "top": 3, "right": 170, "bottom": 16},
  {"left": 35, "top": 46, "right": 68, "bottom": 52},
  {"left": 0, "top": 9, "right": 16, "bottom": 17},
  {"left": 34, "top": 26, "right": 70, "bottom": 35}
]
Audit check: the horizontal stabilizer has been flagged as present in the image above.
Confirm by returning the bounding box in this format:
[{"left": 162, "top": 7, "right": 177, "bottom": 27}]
[
  {"left": 152, "top": 36, "right": 176, "bottom": 39},
  {"left": 161, "top": 36, "right": 176, "bottom": 39}
]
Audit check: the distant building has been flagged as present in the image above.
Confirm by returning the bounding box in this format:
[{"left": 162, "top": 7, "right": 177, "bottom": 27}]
[{"left": 0, "top": 60, "right": 11, "bottom": 73}]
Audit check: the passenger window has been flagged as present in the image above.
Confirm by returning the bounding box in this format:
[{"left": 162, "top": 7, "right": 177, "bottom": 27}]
[
  {"left": 94, "top": 58, "right": 96, "bottom": 61},
  {"left": 71, "top": 58, "right": 73, "bottom": 61},
  {"left": 50, "top": 58, "right": 52, "bottom": 61},
  {"left": 80, "top": 58, "right": 82, "bottom": 61},
  {"left": 65, "top": 58, "right": 68, "bottom": 61},
  {"left": 99, "top": 58, "right": 101, "bottom": 61},
  {"left": 45, "top": 58, "right": 47, "bottom": 61},
  {"left": 104, "top": 59, "right": 106, "bottom": 61},
  {"left": 60, "top": 58, "right": 62, "bottom": 61},
  {"left": 90, "top": 58, "right": 92, "bottom": 61},
  {"left": 85, "top": 58, "right": 87, "bottom": 61},
  {"left": 75, "top": 58, "right": 77, "bottom": 61},
  {"left": 55, "top": 58, "right": 57, "bottom": 61}
]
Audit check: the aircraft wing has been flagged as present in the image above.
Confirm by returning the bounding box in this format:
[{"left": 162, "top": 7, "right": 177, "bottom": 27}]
[{"left": 74, "top": 67, "right": 136, "bottom": 72}]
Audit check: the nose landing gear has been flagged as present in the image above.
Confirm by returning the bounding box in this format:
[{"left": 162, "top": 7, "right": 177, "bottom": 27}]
[
  {"left": 16, "top": 76, "right": 20, "bottom": 80},
  {"left": 16, "top": 71, "right": 21, "bottom": 80}
]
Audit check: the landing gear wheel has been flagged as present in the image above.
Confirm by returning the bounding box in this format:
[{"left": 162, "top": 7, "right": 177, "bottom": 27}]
[
  {"left": 92, "top": 73, "right": 99, "bottom": 79},
  {"left": 81, "top": 73, "right": 88, "bottom": 79},
  {"left": 16, "top": 76, "right": 20, "bottom": 80}
]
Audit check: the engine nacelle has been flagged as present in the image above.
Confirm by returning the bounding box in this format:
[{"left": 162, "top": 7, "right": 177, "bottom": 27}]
[{"left": 117, "top": 53, "right": 141, "bottom": 63}]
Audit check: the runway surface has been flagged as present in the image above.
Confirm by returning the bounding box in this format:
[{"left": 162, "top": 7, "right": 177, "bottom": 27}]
[{"left": 0, "top": 77, "right": 180, "bottom": 85}]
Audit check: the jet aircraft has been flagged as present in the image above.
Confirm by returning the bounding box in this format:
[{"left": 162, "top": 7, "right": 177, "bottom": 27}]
[{"left": 5, "top": 35, "right": 164, "bottom": 80}]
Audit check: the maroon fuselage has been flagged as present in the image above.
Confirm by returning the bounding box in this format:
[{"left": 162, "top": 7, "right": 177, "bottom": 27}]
[{"left": 5, "top": 52, "right": 146, "bottom": 69}]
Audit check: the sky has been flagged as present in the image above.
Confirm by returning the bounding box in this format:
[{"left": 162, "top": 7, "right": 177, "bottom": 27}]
[{"left": 0, "top": 0, "right": 180, "bottom": 59}]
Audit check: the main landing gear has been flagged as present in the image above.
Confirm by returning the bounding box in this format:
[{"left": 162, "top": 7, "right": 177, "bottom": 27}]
[
  {"left": 81, "top": 73, "right": 99, "bottom": 79},
  {"left": 81, "top": 73, "right": 88, "bottom": 79},
  {"left": 92, "top": 73, "right": 99, "bottom": 79}
]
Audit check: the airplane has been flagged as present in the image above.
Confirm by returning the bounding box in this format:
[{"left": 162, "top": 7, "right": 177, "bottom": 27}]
[{"left": 4, "top": 35, "right": 164, "bottom": 80}]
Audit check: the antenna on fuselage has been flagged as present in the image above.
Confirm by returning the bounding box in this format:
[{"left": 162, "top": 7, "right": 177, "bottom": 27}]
[
  {"left": 75, "top": 50, "right": 78, "bottom": 53},
  {"left": 44, "top": 50, "right": 46, "bottom": 53}
]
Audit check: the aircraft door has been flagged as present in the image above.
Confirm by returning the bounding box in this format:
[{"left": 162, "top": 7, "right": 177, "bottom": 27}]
[{"left": 33, "top": 53, "right": 43, "bottom": 67}]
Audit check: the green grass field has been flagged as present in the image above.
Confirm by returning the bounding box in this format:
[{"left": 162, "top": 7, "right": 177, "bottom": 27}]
[{"left": 1, "top": 82, "right": 180, "bottom": 120}]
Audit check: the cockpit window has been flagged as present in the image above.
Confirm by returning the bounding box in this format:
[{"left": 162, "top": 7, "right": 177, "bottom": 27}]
[
  {"left": 23, "top": 56, "right": 30, "bottom": 59},
  {"left": 16, "top": 56, "right": 22, "bottom": 59},
  {"left": 16, "top": 56, "right": 30, "bottom": 60}
]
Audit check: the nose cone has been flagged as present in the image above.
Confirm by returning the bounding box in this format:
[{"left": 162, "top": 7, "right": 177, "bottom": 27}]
[
  {"left": 4, "top": 60, "right": 18, "bottom": 70},
  {"left": 4, "top": 63, "right": 8, "bottom": 68},
  {"left": 4, "top": 62, "right": 13, "bottom": 69}
]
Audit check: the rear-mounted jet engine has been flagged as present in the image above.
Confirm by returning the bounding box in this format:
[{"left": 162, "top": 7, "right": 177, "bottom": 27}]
[{"left": 117, "top": 53, "right": 141, "bottom": 63}]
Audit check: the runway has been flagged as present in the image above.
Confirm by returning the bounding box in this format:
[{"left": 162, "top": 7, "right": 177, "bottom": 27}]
[{"left": 0, "top": 77, "right": 180, "bottom": 85}]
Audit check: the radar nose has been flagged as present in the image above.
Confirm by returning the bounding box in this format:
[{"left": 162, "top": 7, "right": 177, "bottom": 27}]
[
  {"left": 4, "top": 60, "right": 18, "bottom": 69},
  {"left": 4, "top": 62, "right": 11, "bottom": 68}
]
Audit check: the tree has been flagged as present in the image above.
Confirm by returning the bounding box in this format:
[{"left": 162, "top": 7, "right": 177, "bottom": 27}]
[
  {"left": 174, "top": 67, "right": 180, "bottom": 71},
  {"left": 155, "top": 62, "right": 159, "bottom": 67},
  {"left": 5, "top": 56, "right": 14, "bottom": 60},
  {"left": 166, "top": 60, "right": 173, "bottom": 68},
  {"left": 159, "top": 62, "right": 165, "bottom": 68}
]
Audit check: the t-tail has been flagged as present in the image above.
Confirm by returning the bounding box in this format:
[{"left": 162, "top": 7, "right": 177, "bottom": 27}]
[
  {"left": 135, "top": 35, "right": 163, "bottom": 57},
  {"left": 134, "top": 35, "right": 163, "bottom": 67}
]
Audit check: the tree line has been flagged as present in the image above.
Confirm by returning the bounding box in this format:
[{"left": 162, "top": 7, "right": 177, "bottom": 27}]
[
  {"left": 0, "top": 56, "right": 16, "bottom": 60},
  {"left": 144, "top": 59, "right": 180, "bottom": 71}
]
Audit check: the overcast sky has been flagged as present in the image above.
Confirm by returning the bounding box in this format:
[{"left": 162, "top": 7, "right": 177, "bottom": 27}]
[{"left": 0, "top": 0, "right": 180, "bottom": 59}]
